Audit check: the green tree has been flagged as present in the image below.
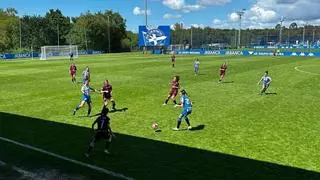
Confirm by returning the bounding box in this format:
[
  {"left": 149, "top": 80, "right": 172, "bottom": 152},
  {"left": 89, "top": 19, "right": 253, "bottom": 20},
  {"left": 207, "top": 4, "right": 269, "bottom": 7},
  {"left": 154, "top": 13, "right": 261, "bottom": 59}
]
[
  {"left": 0, "top": 8, "right": 19, "bottom": 52},
  {"left": 126, "top": 31, "right": 138, "bottom": 51},
  {"left": 69, "top": 10, "right": 127, "bottom": 52},
  {"left": 20, "top": 15, "right": 46, "bottom": 51},
  {"left": 43, "top": 9, "right": 72, "bottom": 46}
]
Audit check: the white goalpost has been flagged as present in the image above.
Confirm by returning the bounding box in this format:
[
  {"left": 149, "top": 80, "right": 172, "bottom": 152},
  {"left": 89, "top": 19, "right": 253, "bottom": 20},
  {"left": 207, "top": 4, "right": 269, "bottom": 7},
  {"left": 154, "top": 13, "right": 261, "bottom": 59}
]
[{"left": 40, "top": 45, "right": 78, "bottom": 60}]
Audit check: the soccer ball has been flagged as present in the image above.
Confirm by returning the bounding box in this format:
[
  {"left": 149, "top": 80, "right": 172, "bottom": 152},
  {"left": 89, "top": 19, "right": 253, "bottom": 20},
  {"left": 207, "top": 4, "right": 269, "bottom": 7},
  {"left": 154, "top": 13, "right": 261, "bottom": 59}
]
[{"left": 152, "top": 122, "right": 159, "bottom": 130}]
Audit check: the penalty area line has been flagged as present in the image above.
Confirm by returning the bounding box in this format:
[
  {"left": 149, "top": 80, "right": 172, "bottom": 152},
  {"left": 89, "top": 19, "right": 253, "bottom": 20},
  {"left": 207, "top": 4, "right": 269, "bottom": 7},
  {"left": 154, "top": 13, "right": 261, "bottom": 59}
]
[
  {"left": 0, "top": 136, "right": 134, "bottom": 180},
  {"left": 294, "top": 66, "right": 320, "bottom": 75}
]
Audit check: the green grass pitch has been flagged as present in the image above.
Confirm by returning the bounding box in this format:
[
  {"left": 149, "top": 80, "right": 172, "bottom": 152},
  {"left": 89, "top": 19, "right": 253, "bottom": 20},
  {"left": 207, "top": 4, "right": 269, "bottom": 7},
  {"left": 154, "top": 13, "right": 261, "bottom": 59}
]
[{"left": 0, "top": 53, "right": 320, "bottom": 180}]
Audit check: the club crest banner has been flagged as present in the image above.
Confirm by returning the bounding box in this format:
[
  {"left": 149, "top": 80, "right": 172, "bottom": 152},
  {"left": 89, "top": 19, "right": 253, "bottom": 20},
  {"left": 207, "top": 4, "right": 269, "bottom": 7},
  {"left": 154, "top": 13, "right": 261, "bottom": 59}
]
[{"left": 139, "top": 25, "right": 170, "bottom": 47}]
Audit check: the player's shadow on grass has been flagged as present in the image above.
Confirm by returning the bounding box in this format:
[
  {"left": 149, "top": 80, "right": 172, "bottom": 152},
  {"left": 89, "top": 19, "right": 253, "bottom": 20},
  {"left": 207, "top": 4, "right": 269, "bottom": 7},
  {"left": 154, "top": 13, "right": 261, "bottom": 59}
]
[
  {"left": 1, "top": 112, "right": 320, "bottom": 180},
  {"left": 222, "top": 81, "right": 234, "bottom": 84},
  {"left": 78, "top": 108, "right": 129, "bottom": 118},
  {"left": 190, "top": 124, "right": 205, "bottom": 131},
  {"left": 109, "top": 107, "right": 128, "bottom": 113},
  {"left": 265, "top": 92, "right": 277, "bottom": 95}
]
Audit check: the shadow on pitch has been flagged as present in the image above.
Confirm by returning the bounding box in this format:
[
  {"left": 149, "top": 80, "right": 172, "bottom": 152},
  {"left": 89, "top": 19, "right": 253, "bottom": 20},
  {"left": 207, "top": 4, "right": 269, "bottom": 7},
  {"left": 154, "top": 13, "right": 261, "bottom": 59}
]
[
  {"left": 265, "top": 92, "right": 277, "bottom": 95},
  {"left": 190, "top": 124, "right": 205, "bottom": 131},
  {"left": 109, "top": 107, "right": 128, "bottom": 113},
  {"left": 1, "top": 112, "right": 320, "bottom": 180},
  {"left": 222, "top": 81, "right": 234, "bottom": 84},
  {"left": 78, "top": 108, "right": 129, "bottom": 118}
]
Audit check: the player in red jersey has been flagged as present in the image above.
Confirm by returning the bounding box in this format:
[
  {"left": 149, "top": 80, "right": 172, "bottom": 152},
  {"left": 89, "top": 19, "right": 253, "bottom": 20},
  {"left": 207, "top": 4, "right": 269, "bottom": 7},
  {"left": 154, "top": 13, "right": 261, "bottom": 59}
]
[
  {"left": 218, "top": 62, "right": 228, "bottom": 83},
  {"left": 171, "top": 54, "right": 176, "bottom": 68},
  {"left": 163, "top": 75, "right": 180, "bottom": 105},
  {"left": 101, "top": 80, "right": 116, "bottom": 110},
  {"left": 69, "top": 63, "right": 77, "bottom": 83}
]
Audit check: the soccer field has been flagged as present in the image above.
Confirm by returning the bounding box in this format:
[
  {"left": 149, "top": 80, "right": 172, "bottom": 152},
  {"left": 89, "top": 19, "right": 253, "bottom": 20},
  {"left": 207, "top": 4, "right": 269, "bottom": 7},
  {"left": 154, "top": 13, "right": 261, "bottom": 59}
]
[{"left": 0, "top": 54, "right": 320, "bottom": 180}]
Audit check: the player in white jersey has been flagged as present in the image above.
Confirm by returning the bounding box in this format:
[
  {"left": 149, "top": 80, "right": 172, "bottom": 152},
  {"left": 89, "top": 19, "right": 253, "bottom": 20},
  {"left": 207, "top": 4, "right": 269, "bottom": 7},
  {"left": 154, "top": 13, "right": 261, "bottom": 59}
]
[
  {"left": 73, "top": 80, "right": 98, "bottom": 116},
  {"left": 194, "top": 58, "right": 200, "bottom": 75},
  {"left": 82, "top": 66, "right": 90, "bottom": 84},
  {"left": 257, "top": 71, "right": 272, "bottom": 95}
]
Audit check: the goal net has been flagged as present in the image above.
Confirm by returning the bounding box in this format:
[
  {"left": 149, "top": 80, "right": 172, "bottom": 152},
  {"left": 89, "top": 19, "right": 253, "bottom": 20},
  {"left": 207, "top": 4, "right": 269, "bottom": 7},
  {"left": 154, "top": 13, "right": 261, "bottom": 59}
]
[{"left": 40, "top": 45, "right": 78, "bottom": 60}]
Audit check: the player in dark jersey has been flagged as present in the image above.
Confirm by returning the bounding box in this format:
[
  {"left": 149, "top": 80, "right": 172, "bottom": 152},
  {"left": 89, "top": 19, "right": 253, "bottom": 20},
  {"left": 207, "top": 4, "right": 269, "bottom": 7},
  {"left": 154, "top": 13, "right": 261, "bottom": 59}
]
[
  {"left": 85, "top": 105, "right": 114, "bottom": 157},
  {"left": 218, "top": 62, "right": 228, "bottom": 83},
  {"left": 69, "top": 52, "right": 74, "bottom": 61},
  {"left": 69, "top": 63, "right": 77, "bottom": 83},
  {"left": 171, "top": 54, "right": 176, "bottom": 68},
  {"left": 163, "top": 75, "right": 180, "bottom": 105},
  {"left": 100, "top": 80, "right": 116, "bottom": 110}
]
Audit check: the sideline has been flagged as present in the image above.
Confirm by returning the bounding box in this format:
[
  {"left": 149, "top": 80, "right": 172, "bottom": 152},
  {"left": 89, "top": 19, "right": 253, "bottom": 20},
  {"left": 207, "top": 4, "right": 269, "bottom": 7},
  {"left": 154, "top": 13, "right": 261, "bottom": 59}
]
[{"left": 0, "top": 136, "right": 134, "bottom": 180}]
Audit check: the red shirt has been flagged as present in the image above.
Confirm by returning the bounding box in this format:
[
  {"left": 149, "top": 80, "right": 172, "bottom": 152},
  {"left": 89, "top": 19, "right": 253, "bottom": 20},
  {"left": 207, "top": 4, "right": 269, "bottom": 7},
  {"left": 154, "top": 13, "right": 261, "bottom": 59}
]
[
  {"left": 102, "top": 84, "right": 112, "bottom": 95},
  {"left": 70, "top": 64, "right": 77, "bottom": 72},
  {"left": 171, "top": 80, "right": 179, "bottom": 89}
]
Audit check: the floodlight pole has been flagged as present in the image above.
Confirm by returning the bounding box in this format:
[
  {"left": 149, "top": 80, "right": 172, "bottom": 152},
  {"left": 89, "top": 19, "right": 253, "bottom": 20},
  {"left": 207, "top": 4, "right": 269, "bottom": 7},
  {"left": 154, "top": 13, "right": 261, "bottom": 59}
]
[
  {"left": 145, "top": 0, "right": 148, "bottom": 26},
  {"left": 279, "top": 16, "right": 285, "bottom": 44},
  {"left": 312, "top": 28, "right": 316, "bottom": 44},
  {"left": 31, "top": 45, "right": 33, "bottom": 60},
  {"left": 236, "top": 9, "right": 245, "bottom": 49},
  {"left": 287, "top": 30, "right": 290, "bottom": 45},
  {"left": 19, "top": 16, "right": 22, "bottom": 49},
  {"left": 266, "top": 29, "right": 269, "bottom": 45},
  {"left": 108, "top": 15, "right": 111, "bottom": 53},
  {"left": 69, "top": 17, "right": 72, "bottom": 46},
  {"left": 190, "top": 26, "right": 193, "bottom": 48},
  {"left": 130, "top": 39, "right": 132, "bottom": 51},
  {"left": 234, "top": 29, "right": 237, "bottom": 47},
  {"left": 302, "top": 23, "right": 306, "bottom": 44},
  {"left": 57, "top": 23, "right": 60, "bottom": 47},
  {"left": 84, "top": 28, "right": 88, "bottom": 52}
]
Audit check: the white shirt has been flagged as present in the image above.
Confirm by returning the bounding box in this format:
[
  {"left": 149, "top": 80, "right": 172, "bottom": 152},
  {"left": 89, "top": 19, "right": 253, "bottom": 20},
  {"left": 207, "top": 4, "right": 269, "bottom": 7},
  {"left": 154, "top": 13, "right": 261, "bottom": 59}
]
[
  {"left": 194, "top": 61, "right": 200, "bottom": 68},
  {"left": 261, "top": 76, "right": 272, "bottom": 84},
  {"left": 81, "top": 85, "right": 91, "bottom": 96}
]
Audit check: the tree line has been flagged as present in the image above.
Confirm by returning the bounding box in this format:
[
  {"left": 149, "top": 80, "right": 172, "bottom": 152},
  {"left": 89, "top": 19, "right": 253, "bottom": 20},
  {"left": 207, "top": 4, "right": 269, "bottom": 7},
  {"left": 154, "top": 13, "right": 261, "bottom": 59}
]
[{"left": 0, "top": 8, "right": 138, "bottom": 53}]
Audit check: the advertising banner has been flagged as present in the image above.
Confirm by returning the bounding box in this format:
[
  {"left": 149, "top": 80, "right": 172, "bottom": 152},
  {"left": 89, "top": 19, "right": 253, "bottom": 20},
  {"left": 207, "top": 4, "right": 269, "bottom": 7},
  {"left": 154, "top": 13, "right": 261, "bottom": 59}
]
[{"left": 139, "top": 25, "right": 170, "bottom": 47}]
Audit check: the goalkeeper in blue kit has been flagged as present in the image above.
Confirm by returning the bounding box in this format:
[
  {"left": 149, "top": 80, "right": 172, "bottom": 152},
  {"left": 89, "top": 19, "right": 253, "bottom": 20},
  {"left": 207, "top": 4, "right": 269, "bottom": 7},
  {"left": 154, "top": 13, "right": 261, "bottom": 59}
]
[{"left": 173, "top": 89, "right": 192, "bottom": 131}]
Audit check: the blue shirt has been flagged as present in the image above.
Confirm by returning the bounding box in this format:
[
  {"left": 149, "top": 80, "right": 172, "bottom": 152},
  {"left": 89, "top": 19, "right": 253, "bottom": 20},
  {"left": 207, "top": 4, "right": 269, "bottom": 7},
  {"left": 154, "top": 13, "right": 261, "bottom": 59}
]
[{"left": 180, "top": 95, "right": 192, "bottom": 111}]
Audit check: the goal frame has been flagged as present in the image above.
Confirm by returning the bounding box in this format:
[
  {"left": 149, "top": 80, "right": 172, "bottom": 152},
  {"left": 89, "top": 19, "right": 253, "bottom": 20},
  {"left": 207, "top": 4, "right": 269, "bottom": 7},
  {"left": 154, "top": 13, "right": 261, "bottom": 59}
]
[{"left": 40, "top": 45, "right": 79, "bottom": 60}]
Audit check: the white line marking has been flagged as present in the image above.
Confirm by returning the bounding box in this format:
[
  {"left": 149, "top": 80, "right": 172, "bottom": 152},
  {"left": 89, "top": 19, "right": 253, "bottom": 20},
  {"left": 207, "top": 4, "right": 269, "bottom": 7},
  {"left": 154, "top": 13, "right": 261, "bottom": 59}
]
[
  {"left": 294, "top": 66, "right": 320, "bottom": 75},
  {"left": 0, "top": 136, "right": 134, "bottom": 180}
]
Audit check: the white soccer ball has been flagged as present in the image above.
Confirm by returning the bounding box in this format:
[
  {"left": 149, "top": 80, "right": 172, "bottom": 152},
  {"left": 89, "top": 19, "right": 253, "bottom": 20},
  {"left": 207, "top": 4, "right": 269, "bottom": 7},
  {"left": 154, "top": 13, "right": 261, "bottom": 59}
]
[{"left": 152, "top": 122, "right": 159, "bottom": 130}]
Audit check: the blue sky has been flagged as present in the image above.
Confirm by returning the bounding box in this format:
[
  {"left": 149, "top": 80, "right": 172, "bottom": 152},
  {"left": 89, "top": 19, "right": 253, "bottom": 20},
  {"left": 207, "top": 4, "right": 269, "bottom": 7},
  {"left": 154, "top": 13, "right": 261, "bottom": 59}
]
[{"left": 1, "top": 0, "right": 320, "bottom": 31}]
